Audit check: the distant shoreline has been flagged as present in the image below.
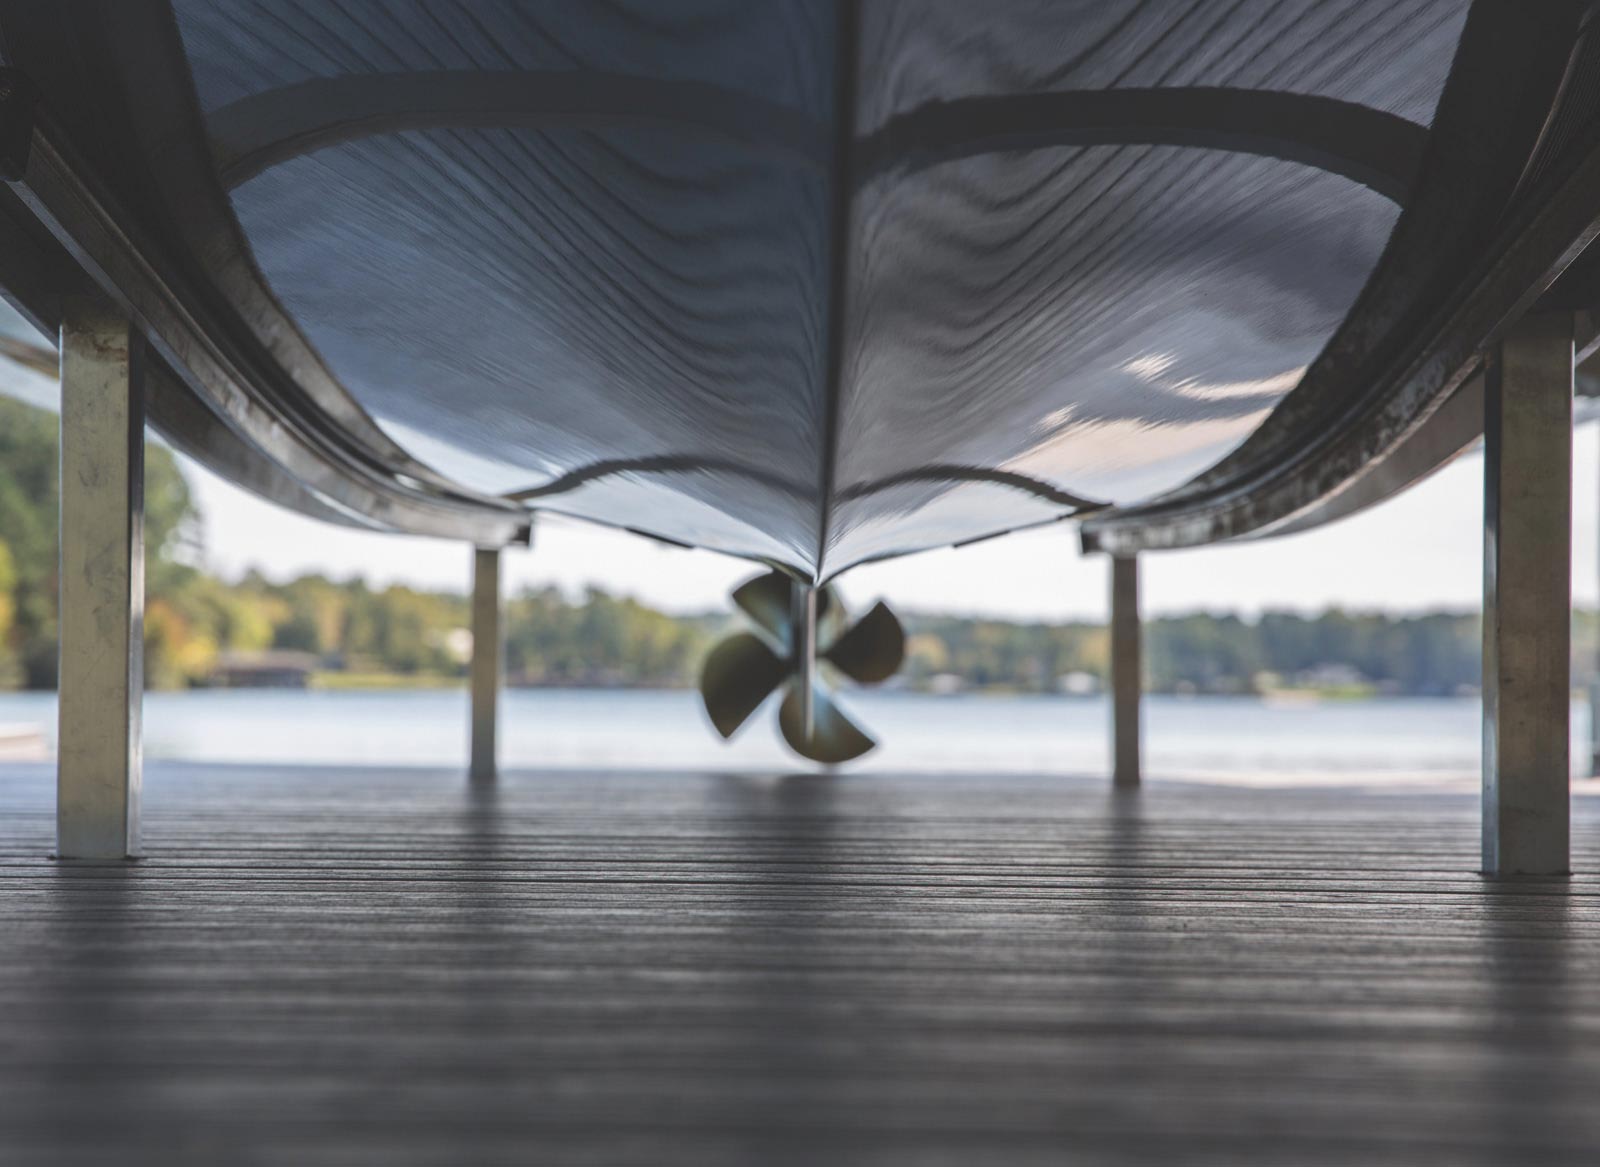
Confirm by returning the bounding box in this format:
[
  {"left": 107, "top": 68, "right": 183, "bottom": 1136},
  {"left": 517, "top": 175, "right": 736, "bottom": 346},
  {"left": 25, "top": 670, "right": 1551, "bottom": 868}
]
[{"left": 0, "top": 681, "right": 1502, "bottom": 700}]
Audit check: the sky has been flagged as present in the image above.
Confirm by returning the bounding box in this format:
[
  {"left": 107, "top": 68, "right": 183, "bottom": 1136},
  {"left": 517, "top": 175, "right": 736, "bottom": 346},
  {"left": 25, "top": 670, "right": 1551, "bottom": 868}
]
[{"left": 182, "top": 425, "right": 1600, "bottom": 621}]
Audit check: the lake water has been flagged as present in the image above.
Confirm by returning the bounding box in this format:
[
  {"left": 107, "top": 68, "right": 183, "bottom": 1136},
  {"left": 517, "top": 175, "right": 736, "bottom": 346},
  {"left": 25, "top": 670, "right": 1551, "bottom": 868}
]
[{"left": 0, "top": 688, "right": 1590, "bottom": 781}]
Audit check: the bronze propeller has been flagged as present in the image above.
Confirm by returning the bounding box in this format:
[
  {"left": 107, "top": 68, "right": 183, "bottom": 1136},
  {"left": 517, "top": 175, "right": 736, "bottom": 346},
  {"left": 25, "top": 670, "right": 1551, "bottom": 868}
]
[{"left": 699, "top": 570, "right": 905, "bottom": 763}]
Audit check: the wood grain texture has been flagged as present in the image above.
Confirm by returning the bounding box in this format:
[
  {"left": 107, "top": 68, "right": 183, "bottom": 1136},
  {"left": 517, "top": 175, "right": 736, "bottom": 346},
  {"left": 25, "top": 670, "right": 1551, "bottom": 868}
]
[{"left": 3, "top": 761, "right": 1599, "bottom": 1165}]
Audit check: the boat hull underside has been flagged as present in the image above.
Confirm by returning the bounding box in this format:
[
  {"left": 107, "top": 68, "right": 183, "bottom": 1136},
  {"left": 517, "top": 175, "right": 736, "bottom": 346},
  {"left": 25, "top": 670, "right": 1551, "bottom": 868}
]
[{"left": 3, "top": 1, "right": 1478, "bottom": 576}]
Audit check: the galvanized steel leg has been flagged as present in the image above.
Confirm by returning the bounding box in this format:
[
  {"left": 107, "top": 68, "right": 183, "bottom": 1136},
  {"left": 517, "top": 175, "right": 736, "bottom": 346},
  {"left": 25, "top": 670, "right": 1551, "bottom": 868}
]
[
  {"left": 56, "top": 299, "right": 144, "bottom": 859},
  {"left": 1592, "top": 617, "right": 1600, "bottom": 777},
  {"left": 1593, "top": 475, "right": 1600, "bottom": 777},
  {"left": 1483, "top": 312, "right": 1573, "bottom": 876},
  {"left": 469, "top": 546, "right": 502, "bottom": 782},
  {"left": 1110, "top": 553, "right": 1141, "bottom": 788}
]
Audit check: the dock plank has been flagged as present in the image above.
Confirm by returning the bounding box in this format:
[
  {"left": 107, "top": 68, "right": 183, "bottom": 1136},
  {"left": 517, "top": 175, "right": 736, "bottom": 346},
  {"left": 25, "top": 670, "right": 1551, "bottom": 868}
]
[{"left": 2, "top": 763, "right": 1598, "bottom": 1165}]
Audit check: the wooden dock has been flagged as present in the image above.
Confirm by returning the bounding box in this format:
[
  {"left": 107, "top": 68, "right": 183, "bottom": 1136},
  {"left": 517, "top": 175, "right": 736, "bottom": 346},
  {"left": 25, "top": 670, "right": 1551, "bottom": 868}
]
[{"left": 2, "top": 762, "right": 1598, "bottom": 1165}]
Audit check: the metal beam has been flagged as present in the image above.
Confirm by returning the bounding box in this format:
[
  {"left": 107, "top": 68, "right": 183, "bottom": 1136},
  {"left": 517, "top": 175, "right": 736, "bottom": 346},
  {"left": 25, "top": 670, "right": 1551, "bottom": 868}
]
[
  {"left": 4, "top": 9, "right": 503, "bottom": 497},
  {"left": 0, "top": 331, "right": 430, "bottom": 535},
  {"left": 142, "top": 360, "right": 395, "bottom": 532},
  {"left": 212, "top": 77, "right": 1428, "bottom": 207},
  {"left": 857, "top": 88, "right": 1426, "bottom": 203},
  {"left": 0, "top": 11, "right": 531, "bottom": 549},
  {"left": 1125, "top": 300, "right": 1600, "bottom": 548},
  {"left": 208, "top": 70, "right": 829, "bottom": 189},
  {"left": 1078, "top": 7, "right": 1590, "bottom": 555},
  {"left": 1109, "top": 554, "right": 1141, "bottom": 789},
  {"left": 1482, "top": 312, "right": 1573, "bottom": 877},
  {"left": 10, "top": 112, "right": 530, "bottom": 547},
  {"left": 0, "top": 190, "right": 412, "bottom": 537},
  {"left": 469, "top": 547, "right": 503, "bottom": 783},
  {"left": 1262, "top": 372, "right": 1486, "bottom": 539},
  {"left": 56, "top": 297, "right": 143, "bottom": 859},
  {"left": 1082, "top": 126, "right": 1600, "bottom": 555}
]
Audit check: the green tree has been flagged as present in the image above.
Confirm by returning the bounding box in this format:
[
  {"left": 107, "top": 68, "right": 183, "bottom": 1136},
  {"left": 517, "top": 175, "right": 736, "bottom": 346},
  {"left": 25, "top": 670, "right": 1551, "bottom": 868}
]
[{"left": 0, "top": 396, "right": 205, "bottom": 687}]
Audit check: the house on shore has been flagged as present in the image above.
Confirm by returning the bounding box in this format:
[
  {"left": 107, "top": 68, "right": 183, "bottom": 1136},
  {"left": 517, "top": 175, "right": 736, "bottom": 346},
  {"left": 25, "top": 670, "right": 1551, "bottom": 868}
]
[{"left": 209, "top": 650, "right": 319, "bottom": 689}]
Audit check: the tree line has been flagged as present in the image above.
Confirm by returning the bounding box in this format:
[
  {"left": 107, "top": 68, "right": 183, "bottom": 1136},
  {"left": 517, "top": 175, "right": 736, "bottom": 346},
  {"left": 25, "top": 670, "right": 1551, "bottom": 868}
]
[{"left": 2, "top": 394, "right": 1598, "bottom": 695}]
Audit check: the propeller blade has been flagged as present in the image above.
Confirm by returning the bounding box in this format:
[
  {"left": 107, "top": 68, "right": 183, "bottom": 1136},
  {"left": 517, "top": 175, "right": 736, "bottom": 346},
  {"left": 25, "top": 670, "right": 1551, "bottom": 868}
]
[
  {"left": 823, "top": 600, "right": 905, "bottom": 684},
  {"left": 732, "top": 570, "right": 795, "bottom": 647},
  {"left": 733, "top": 570, "right": 838, "bottom": 651},
  {"left": 778, "top": 680, "right": 876, "bottom": 764},
  {"left": 700, "top": 632, "right": 788, "bottom": 738}
]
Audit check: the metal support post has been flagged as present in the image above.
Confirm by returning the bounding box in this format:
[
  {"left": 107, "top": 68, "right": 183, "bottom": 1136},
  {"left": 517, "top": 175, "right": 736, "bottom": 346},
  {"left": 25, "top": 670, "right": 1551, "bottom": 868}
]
[
  {"left": 469, "top": 546, "right": 502, "bottom": 782},
  {"left": 1592, "top": 471, "right": 1600, "bottom": 777},
  {"left": 1110, "top": 553, "right": 1141, "bottom": 788},
  {"left": 56, "top": 298, "right": 144, "bottom": 859},
  {"left": 1591, "top": 615, "right": 1600, "bottom": 777},
  {"left": 1483, "top": 312, "right": 1573, "bottom": 875}
]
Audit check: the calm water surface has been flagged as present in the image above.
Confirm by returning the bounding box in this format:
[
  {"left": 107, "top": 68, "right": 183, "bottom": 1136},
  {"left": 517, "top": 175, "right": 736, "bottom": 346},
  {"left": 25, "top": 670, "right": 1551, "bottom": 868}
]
[{"left": 0, "top": 688, "right": 1587, "bottom": 778}]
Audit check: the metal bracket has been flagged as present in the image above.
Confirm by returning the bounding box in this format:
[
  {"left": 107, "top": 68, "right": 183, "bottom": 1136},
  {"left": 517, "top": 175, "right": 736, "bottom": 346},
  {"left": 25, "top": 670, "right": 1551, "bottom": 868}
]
[{"left": 0, "top": 69, "right": 39, "bottom": 181}]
